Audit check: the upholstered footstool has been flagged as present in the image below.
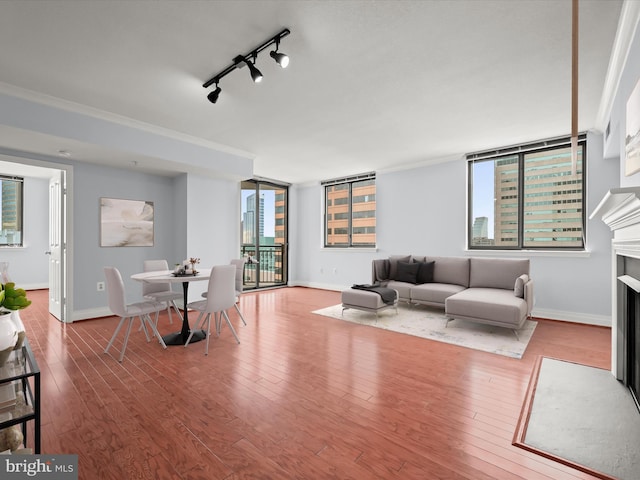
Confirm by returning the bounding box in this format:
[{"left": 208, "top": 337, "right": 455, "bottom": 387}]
[{"left": 341, "top": 288, "right": 398, "bottom": 316}]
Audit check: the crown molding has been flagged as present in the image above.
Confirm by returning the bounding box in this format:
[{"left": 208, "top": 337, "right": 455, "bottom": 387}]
[
  {"left": 0, "top": 81, "right": 256, "bottom": 160},
  {"left": 595, "top": 0, "right": 640, "bottom": 132}
]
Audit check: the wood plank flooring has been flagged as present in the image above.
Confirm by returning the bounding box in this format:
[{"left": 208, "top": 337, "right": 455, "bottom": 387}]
[{"left": 18, "top": 287, "right": 611, "bottom": 479}]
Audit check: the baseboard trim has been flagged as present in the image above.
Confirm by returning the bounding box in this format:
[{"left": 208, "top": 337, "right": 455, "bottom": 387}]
[
  {"left": 532, "top": 308, "right": 611, "bottom": 327},
  {"left": 72, "top": 307, "right": 112, "bottom": 322},
  {"left": 23, "top": 283, "right": 48, "bottom": 291}
]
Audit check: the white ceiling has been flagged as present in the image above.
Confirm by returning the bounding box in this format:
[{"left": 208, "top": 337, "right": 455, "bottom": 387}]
[{"left": 0, "top": 0, "right": 624, "bottom": 184}]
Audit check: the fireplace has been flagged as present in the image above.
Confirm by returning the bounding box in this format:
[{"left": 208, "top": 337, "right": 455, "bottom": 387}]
[
  {"left": 617, "top": 257, "right": 640, "bottom": 411},
  {"left": 590, "top": 187, "right": 640, "bottom": 412}
]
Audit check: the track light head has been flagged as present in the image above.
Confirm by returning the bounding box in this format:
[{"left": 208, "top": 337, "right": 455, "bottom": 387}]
[
  {"left": 207, "top": 84, "right": 222, "bottom": 103},
  {"left": 245, "top": 56, "right": 263, "bottom": 83},
  {"left": 270, "top": 50, "right": 289, "bottom": 68}
]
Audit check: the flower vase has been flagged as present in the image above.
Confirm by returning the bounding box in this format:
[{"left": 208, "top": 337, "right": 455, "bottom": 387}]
[
  {"left": 10, "top": 310, "right": 26, "bottom": 350},
  {"left": 0, "top": 312, "right": 18, "bottom": 367}
]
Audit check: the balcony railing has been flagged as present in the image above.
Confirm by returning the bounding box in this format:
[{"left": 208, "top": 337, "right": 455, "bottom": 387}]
[{"left": 241, "top": 244, "right": 286, "bottom": 289}]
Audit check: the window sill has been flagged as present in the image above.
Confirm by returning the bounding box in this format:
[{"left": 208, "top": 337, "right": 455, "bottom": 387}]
[
  {"left": 321, "top": 247, "right": 378, "bottom": 252},
  {"left": 464, "top": 249, "right": 591, "bottom": 258}
]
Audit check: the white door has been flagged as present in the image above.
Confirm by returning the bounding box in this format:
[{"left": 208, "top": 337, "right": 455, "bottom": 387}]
[{"left": 48, "top": 171, "right": 65, "bottom": 321}]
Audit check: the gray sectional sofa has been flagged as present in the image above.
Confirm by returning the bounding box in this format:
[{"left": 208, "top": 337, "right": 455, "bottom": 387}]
[{"left": 371, "top": 255, "right": 534, "bottom": 330}]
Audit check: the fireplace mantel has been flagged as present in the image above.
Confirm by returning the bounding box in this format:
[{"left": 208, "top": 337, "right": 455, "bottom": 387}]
[{"left": 590, "top": 187, "right": 640, "bottom": 232}]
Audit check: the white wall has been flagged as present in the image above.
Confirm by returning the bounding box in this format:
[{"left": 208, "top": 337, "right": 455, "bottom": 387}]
[
  {"left": 0, "top": 176, "right": 49, "bottom": 288},
  {"left": 292, "top": 131, "right": 617, "bottom": 325},
  {"left": 183, "top": 173, "right": 241, "bottom": 303}
]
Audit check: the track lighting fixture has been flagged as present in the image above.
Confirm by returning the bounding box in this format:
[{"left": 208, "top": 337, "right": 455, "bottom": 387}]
[
  {"left": 202, "top": 28, "right": 290, "bottom": 103},
  {"left": 207, "top": 84, "right": 222, "bottom": 104},
  {"left": 270, "top": 38, "right": 289, "bottom": 68},
  {"left": 244, "top": 55, "right": 263, "bottom": 83}
]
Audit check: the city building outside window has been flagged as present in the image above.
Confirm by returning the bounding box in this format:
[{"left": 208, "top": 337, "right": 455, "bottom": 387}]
[
  {"left": 468, "top": 134, "right": 586, "bottom": 250},
  {"left": 323, "top": 172, "right": 376, "bottom": 247},
  {"left": 0, "top": 176, "right": 24, "bottom": 247}
]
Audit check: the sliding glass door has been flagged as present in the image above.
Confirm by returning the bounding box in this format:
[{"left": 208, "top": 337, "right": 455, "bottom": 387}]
[{"left": 241, "top": 179, "right": 288, "bottom": 289}]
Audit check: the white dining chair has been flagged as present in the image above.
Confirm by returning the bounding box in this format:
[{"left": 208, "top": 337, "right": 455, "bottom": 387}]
[
  {"left": 103, "top": 266, "right": 167, "bottom": 362},
  {"left": 142, "top": 259, "right": 184, "bottom": 325},
  {"left": 230, "top": 258, "right": 247, "bottom": 326},
  {"left": 186, "top": 265, "right": 238, "bottom": 355},
  {"left": 201, "top": 258, "right": 247, "bottom": 326}
]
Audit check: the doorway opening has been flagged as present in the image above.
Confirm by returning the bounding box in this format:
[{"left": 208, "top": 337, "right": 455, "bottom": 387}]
[
  {"left": 241, "top": 179, "right": 288, "bottom": 290},
  {"left": 0, "top": 154, "right": 71, "bottom": 322}
]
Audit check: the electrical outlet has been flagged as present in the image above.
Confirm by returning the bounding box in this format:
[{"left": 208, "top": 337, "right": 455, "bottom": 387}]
[{"left": 97, "top": 282, "right": 105, "bottom": 292}]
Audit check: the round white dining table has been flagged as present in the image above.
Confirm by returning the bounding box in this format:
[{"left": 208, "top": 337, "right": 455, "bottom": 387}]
[{"left": 131, "top": 268, "right": 211, "bottom": 346}]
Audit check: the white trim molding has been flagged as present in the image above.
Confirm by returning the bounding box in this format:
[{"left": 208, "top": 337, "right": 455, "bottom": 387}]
[{"left": 595, "top": 0, "right": 640, "bottom": 132}]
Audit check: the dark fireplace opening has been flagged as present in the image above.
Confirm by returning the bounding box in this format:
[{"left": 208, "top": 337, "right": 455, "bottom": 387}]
[
  {"left": 617, "top": 254, "right": 640, "bottom": 413},
  {"left": 624, "top": 286, "right": 640, "bottom": 411}
]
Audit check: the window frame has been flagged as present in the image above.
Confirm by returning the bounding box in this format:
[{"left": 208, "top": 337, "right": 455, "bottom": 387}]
[
  {"left": 323, "top": 172, "right": 376, "bottom": 248},
  {"left": 0, "top": 175, "right": 24, "bottom": 248},
  {"left": 467, "top": 134, "right": 587, "bottom": 251}
]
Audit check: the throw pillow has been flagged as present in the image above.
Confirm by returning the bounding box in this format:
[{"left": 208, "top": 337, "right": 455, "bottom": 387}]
[
  {"left": 514, "top": 274, "right": 529, "bottom": 298},
  {"left": 395, "top": 261, "right": 420, "bottom": 283},
  {"left": 389, "top": 255, "right": 411, "bottom": 279},
  {"left": 416, "top": 260, "right": 435, "bottom": 284}
]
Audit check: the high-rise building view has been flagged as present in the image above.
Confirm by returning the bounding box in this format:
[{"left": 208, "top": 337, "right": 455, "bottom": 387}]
[
  {"left": 326, "top": 179, "right": 376, "bottom": 246},
  {"left": 242, "top": 192, "right": 264, "bottom": 244},
  {"left": 471, "top": 144, "right": 583, "bottom": 248},
  {"left": 472, "top": 216, "right": 492, "bottom": 246}
]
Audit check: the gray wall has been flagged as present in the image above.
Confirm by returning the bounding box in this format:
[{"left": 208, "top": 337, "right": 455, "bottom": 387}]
[
  {"left": 73, "top": 162, "right": 180, "bottom": 315},
  {"left": 293, "top": 131, "right": 617, "bottom": 325}
]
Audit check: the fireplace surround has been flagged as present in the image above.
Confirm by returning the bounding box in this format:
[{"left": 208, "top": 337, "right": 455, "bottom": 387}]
[{"left": 591, "top": 186, "right": 640, "bottom": 409}]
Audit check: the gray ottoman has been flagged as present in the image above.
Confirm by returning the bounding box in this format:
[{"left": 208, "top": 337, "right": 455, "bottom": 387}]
[{"left": 341, "top": 288, "right": 398, "bottom": 316}]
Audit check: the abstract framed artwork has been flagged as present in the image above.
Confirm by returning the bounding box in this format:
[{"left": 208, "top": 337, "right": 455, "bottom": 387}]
[
  {"left": 100, "top": 197, "right": 154, "bottom": 247},
  {"left": 625, "top": 76, "right": 640, "bottom": 176}
]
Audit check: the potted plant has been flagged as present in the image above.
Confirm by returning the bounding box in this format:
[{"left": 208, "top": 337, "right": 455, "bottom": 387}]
[{"left": 0, "top": 282, "right": 31, "bottom": 365}]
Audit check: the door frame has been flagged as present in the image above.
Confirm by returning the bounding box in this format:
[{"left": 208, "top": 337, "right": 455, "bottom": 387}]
[
  {"left": 241, "top": 178, "right": 289, "bottom": 290},
  {"left": 0, "top": 153, "right": 73, "bottom": 322}
]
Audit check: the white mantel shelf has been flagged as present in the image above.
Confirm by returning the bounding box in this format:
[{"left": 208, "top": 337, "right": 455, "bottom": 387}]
[{"left": 590, "top": 187, "right": 640, "bottom": 231}]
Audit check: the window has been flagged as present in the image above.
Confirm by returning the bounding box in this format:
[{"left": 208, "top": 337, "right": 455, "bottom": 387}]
[
  {"left": 468, "top": 135, "right": 585, "bottom": 250},
  {"left": 323, "top": 172, "right": 376, "bottom": 247},
  {"left": 0, "top": 176, "right": 24, "bottom": 247}
]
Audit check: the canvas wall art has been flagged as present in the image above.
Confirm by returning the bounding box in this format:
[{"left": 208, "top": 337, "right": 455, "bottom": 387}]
[
  {"left": 625, "top": 77, "right": 640, "bottom": 176},
  {"left": 100, "top": 197, "right": 154, "bottom": 247}
]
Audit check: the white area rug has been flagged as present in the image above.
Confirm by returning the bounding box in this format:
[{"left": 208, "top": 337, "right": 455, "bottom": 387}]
[{"left": 312, "top": 303, "right": 537, "bottom": 359}]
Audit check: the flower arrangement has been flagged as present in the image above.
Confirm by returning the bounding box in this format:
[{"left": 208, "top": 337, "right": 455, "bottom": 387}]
[
  {"left": 0, "top": 283, "right": 31, "bottom": 363},
  {"left": 0, "top": 282, "right": 31, "bottom": 313},
  {"left": 189, "top": 257, "right": 200, "bottom": 273}
]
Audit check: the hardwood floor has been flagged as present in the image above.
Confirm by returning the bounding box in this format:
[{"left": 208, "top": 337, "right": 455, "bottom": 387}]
[{"left": 19, "top": 287, "right": 611, "bottom": 479}]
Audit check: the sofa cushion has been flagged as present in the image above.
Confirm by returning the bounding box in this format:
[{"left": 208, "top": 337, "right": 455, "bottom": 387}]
[
  {"left": 396, "top": 261, "right": 420, "bottom": 283},
  {"left": 415, "top": 260, "right": 435, "bottom": 284},
  {"left": 386, "top": 280, "right": 414, "bottom": 299},
  {"left": 426, "top": 257, "right": 470, "bottom": 287},
  {"left": 469, "top": 257, "right": 529, "bottom": 290},
  {"left": 514, "top": 274, "right": 529, "bottom": 297},
  {"left": 410, "top": 283, "right": 466, "bottom": 304},
  {"left": 389, "top": 255, "right": 411, "bottom": 280},
  {"left": 445, "top": 288, "right": 527, "bottom": 328},
  {"left": 372, "top": 258, "right": 390, "bottom": 283}
]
